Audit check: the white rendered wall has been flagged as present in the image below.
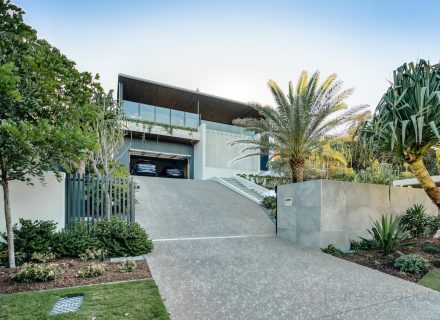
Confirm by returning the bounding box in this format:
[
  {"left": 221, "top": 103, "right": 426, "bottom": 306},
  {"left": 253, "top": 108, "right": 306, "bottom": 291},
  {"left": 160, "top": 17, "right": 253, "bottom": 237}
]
[
  {"left": 203, "top": 129, "right": 259, "bottom": 178},
  {"left": 193, "top": 124, "right": 206, "bottom": 180},
  {"left": 0, "top": 172, "right": 65, "bottom": 234}
]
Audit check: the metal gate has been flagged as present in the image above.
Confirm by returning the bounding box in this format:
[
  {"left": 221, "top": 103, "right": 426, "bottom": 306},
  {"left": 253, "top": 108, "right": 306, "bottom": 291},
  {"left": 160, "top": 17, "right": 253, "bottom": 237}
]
[{"left": 65, "top": 174, "right": 135, "bottom": 225}]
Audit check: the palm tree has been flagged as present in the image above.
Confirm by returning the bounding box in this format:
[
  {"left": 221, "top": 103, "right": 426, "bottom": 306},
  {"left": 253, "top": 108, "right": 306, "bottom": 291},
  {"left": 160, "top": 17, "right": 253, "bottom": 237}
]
[
  {"left": 359, "top": 60, "right": 440, "bottom": 213},
  {"left": 231, "top": 70, "right": 367, "bottom": 182}
]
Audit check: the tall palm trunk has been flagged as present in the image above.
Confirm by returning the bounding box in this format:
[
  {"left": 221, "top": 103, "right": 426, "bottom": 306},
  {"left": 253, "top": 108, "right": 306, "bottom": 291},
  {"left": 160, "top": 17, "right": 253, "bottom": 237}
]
[
  {"left": 289, "top": 157, "right": 305, "bottom": 183},
  {"left": 408, "top": 157, "right": 440, "bottom": 217}
]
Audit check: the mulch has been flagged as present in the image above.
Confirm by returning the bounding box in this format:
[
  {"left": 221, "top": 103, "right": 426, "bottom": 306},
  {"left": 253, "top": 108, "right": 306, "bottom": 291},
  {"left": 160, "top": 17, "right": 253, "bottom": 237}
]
[
  {"left": 0, "top": 258, "right": 151, "bottom": 295},
  {"left": 340, "top": 237, "right": 440, "bottom": 283}
]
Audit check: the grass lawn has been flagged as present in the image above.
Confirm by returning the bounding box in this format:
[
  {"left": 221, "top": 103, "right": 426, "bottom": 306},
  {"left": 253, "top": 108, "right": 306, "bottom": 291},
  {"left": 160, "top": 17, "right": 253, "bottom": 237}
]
[
  {"left": 419, "top": 269, "right": 440, "bottom": 291},
  {"left": 0, "top": 279, "right": 169, "bottom": 320}
]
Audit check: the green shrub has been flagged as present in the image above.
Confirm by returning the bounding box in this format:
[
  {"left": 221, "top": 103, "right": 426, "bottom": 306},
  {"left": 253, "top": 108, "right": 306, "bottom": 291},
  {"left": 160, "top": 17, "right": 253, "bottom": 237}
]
[
  {"left": 119, "top": 260, "right": 136, "bottom": 272},
  {"left": 394, "top": 254, "right": 429, "bottom": 274},
  {"left": 53, "top": 221, "right": 100, "bottom": 257},
  {"left": 426, "top": 216, "right": 440, "bottom": 237},
  {"left": 79, "top": 248, "right": 106, "bottom": 261},
  {"left": 262, "top": 196, "right": 277, "bottom": 218},
  {"left": 11, "top": 263, "right": 61, "bottom": 283},
  {"left": 94, "top": 219, "right": 153, "bottom": 257},
  {"left": 365, "top": 214, "right": 408, "bottom": 255},
  {"left": 353, "top": 161, "right": 397, "bottom": 185},
  {"left": 432, "top": 259, "right": 440, "bottom": 268},
  {"left": 400, "top": 204, "right": 437, "bottom": 238},
  {"left": 0, "top": 249, "right": 7, "bottom": 267},
  {"left": 0, "top": 219, "right": 57, "bottom": 261},
  {"left": 76, "top": 263, "right": 105, "bottom": 278},
  {"left": 350, "top": 239, "right": 378, "bottom": 251},
  {"left": 321, "top": 244, "right": 343, "bottom": 257},
  {"left": 262, "top": 196, "right": 276, "bottom": 210},
  {"left": 0, "top": 250, "right": 26, "bottom": 267},
  {"left": 31, "top": 252, "right": 55, "bottom": 263},
  {"left": 423, "top": 246, "right": 440, "bottom": 254}
]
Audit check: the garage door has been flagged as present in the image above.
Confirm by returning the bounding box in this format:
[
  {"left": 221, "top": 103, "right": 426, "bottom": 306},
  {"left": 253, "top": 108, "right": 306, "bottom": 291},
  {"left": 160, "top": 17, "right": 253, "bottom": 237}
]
[{"left": 129, "top": 149, "right": 191, "bottom": 179}]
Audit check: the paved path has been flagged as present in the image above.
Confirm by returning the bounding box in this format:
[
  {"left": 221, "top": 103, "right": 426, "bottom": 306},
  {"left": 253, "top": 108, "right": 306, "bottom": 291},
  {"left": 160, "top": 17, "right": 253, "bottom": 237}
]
[{"left": 135, "top": 177, "right": 440, "bottom": 320}]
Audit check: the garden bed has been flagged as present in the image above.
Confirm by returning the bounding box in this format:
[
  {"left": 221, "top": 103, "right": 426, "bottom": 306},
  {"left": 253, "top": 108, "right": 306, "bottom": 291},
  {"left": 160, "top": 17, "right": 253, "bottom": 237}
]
[
  {"left": 340, "top": 237, "right": 440, "bottom": 283},
  {"left": 0, "top": 258, "right": 151, "bottom": 295}
]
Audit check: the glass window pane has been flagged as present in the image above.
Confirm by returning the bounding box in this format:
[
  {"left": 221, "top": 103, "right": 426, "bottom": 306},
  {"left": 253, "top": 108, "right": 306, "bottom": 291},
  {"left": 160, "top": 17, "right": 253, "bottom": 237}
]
[
  {"left": 171, "top": 110, "right": 185, "bottom": 127},
  {"left": 185, "top": 112, "right": 200, "bottom": 129},
  {"left": 139, "top": 103, "right": 155, "bottom": 122},
  {"left": 123, "top": 101, "right": 139, "bottom": 120},
  {"left": 155, "top": 106, "right": 170, "bottom": 125}
]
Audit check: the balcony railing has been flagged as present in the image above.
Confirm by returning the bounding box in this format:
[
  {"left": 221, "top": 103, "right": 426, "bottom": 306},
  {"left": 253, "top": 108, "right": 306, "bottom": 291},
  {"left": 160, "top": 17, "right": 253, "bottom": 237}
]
[
  {"left": 123, "top": 100, "right": 254, "bottom": 136},
  {"left": 123, "top": 100, "right": 200, "bottom": 130}
]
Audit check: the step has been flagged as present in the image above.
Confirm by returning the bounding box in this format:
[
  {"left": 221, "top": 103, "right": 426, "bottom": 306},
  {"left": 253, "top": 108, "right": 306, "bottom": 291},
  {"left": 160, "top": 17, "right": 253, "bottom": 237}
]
[{"left": 223, "top": 178, "right": 265, "bottom": 199}]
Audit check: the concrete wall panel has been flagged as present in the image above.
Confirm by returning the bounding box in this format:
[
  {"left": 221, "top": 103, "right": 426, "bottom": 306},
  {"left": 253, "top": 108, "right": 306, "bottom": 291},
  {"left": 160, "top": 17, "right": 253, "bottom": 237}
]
[{"left": 277, "top": 180, "right": 438, "bottom": 251}]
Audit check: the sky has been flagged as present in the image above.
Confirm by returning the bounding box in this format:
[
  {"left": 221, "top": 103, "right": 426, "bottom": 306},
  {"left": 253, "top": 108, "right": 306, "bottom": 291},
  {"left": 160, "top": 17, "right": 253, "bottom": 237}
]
[{"left": 15, "top": 0, "right": 440, "bottom": 110}]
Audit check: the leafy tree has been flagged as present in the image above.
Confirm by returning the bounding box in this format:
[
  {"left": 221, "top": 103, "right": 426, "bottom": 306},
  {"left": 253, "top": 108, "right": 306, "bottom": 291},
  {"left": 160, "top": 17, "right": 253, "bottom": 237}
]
[
  {"left": 86, "top": 93, "right": 126, "bottom": 216},
  {"left": 358, "top": 60, "right": 440, "bottom": 216},
  {"left": 232, "top": 71, "right": 367, "bottom": 182},
  {"left": 0, "top": 1, "right": 100, "bottom": 267}
]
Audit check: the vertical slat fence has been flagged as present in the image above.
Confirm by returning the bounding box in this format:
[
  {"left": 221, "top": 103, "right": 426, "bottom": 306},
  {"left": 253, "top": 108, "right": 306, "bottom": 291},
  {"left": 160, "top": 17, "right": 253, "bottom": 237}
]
[{"left": 65, "top": 173, "right": 135, "bottom": 225}]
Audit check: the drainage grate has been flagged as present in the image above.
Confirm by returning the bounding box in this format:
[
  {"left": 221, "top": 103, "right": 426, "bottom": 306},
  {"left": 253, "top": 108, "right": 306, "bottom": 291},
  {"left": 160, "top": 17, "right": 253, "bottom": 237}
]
[{"left": 49, "top": 294, "right": 84, "bottom": 315}]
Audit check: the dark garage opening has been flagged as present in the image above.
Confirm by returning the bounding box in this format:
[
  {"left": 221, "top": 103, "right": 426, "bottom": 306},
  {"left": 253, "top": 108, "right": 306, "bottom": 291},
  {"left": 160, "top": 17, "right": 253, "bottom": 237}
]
[{"left": 129, "top": 151, "right": 190, "bottom": 179}]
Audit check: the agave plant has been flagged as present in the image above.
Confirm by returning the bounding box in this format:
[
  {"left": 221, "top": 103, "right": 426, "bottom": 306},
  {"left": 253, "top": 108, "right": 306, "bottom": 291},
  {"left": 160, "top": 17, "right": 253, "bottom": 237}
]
[
  {"left": 359, "top": 60, "right": 440, "bottom": 214},
  {"left": 364, "top": 214, "right": 409, "bottom": 255},
  {"left": 231, "top": 71, "right": 367, "bottom": 182}
]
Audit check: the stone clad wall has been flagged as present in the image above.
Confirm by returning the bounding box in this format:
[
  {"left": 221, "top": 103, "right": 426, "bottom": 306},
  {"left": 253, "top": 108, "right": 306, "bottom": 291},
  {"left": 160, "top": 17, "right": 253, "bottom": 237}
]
[{"left": 277, "top": 180, "right": 437, "bottom": 250}]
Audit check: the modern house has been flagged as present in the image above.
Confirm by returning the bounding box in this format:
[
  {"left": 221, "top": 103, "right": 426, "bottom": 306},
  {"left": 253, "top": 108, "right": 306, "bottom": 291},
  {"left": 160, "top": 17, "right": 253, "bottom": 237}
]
[{"left": 116, "top": 74, "right": 268, "bottom": 180}]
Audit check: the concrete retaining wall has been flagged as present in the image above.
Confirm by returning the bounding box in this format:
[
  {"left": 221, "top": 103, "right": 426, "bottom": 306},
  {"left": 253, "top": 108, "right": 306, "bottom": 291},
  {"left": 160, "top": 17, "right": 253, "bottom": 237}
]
[
  {"left": 277, "top": 180, "right": 437, "bottom": 250},
  {"left": 0, "top": 172, "right": 65, "bottom": 234}
]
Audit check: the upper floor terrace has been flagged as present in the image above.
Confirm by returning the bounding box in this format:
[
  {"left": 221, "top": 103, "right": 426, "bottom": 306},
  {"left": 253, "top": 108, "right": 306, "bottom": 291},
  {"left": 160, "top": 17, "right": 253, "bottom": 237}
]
[{"left": 118, "top": 74, "right": 258, "bottom": 139}]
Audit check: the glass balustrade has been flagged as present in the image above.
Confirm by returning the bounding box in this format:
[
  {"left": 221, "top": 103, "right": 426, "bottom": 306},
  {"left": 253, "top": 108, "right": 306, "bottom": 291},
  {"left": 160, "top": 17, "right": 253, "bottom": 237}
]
[
  {"left": 155, "top": 106, "right": 171, "bottom": 125},
  {"left": 123, "top": 100, "right": 200, "bottom": 130},
  {"left": 139, "top": 103, "right": 155, "bottom": 122},
  {"left": 185, "top": 112, "right": 200, "bottom": 129},
  {"left": 123, "top": 100, "right": 253, "bottom": 136},
  {"left": 124, "top": 101, "right": 141, "bottom": 120},
  {"left": 171, "top": 110, "right": 185, "bottom": 127}
]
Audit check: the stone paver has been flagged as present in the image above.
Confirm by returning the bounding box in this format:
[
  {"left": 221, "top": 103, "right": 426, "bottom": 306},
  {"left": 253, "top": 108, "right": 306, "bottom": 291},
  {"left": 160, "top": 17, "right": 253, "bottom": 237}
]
[{"left": 135, "top": 177, "right": 440, "bottom": 320}]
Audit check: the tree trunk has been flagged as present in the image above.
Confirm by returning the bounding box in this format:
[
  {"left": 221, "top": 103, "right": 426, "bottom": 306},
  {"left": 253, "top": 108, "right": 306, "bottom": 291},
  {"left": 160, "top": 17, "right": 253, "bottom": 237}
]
[
  {"left": 91, "top": 159, "right": 111, "bottom": 219},
  {"left": 408, "top": 157, "right": 440, "bottom": 218},
  {"left": 2, "top": 179, "right": 16, "bottom": 268},
  {"left": 76, "top": 160, "right": 86, "bottom": 175},
  {"left": 289, "top": 157, "right": 305, "bottom": 183}
]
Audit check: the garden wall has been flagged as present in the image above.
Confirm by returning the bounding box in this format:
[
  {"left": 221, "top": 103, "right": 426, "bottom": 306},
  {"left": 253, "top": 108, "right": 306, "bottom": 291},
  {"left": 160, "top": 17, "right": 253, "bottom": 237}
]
[
  {"left": 277, "top": 180, "right": 438, "bottom": 251},
  {"left": 0, "top": 172, "right": 65, "bottom": 234}
]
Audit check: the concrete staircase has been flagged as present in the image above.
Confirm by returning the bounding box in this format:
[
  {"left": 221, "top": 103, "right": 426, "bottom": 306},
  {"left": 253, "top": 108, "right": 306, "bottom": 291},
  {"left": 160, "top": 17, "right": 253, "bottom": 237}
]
[
  {"left": 210, "top": 176, "right": 275, "bottom": 204},
  {"left": 222, "top": 178, "right": 265, "bottom": 202}
]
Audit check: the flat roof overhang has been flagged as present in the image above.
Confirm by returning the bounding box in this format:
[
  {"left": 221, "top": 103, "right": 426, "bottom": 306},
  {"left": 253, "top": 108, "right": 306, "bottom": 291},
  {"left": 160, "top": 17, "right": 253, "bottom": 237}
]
[{"left": 118, "top": 74, "right": 259, "bottom": 125}]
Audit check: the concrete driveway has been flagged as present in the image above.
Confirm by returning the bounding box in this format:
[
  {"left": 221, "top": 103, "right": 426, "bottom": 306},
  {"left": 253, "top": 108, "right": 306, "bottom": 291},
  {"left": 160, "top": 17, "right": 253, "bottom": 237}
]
[{"left": 135, "top": 177, "right": 440, "bottom": 320}]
